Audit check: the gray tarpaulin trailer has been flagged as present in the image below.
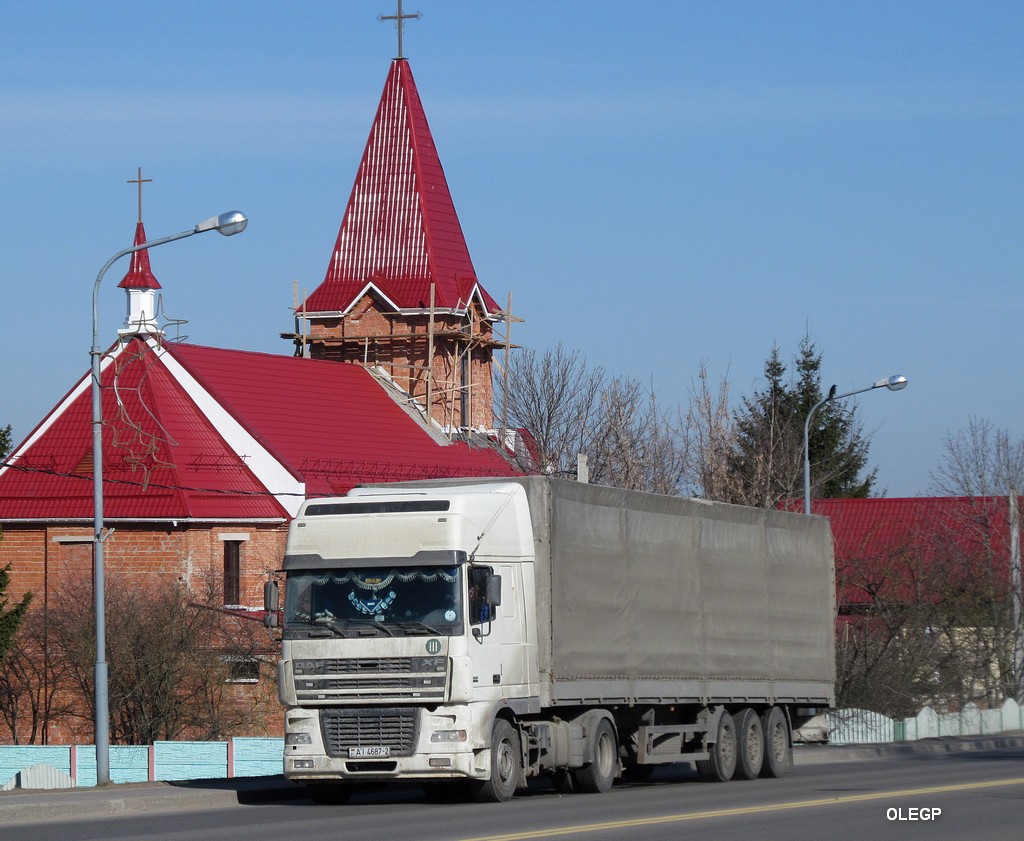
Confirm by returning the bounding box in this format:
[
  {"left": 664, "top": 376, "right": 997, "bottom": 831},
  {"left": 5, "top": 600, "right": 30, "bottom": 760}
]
[
  {"left": 519, "top": 477, "right": 836, "bottom": 708},
  {"left": 271, "top": 475, "right": 836, "bottom": 802}
]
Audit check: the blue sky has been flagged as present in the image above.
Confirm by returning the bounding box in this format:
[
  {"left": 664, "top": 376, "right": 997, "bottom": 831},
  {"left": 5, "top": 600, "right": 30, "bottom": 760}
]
[{"left": 2, "top": 1, "right": 1021, "bottom": 496}]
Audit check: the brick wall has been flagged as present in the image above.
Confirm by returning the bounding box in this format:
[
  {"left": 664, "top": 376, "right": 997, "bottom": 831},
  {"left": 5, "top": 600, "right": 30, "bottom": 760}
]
[
  {"left": 304, "top": 294, "right": 497, "bottom": 430},
  {"left": 1, "top": 523, "right": 286, "bottom": 606},
  {"left": 0, "top": 522, "right": 287, "bottom": 744}
]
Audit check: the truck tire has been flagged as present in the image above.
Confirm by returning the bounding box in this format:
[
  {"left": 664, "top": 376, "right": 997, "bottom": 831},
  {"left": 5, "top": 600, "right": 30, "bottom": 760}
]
[
  {"left": 759, "top": 706, "right": 790, "bottom": 778},
  {"left": 307, "top": 782, "right": 352, "bottom": 804},
  {"left": 573, "top": 718, "right": 617, "bottom": 794},
  {"left": 696, "top": 710, "right": 737, "bottom": 782},
  {"left": 470, "top": 719, "right": 521, "bottom": 803},
  {"left": 733, "top": 708, "right": 764, "bottom": 780}
]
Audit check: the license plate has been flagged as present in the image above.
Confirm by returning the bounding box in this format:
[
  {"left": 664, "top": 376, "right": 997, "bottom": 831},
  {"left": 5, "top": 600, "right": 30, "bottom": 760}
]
[{"left": 348, "top": 746, "right": 390, "bottom": 758}]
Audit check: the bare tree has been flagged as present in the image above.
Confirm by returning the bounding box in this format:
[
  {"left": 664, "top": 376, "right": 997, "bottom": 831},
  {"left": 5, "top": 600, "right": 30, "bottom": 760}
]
[
  {"left": 929, "top": 420, "right": 1024, "bottom": 705},
  {"left": 683, "top": 362, "right": 739, "bottom": 501},
  {"left": 498, "top": 344, "right": 688, "bottom": 494},
  {"left": 930, "top": 417, "right": 1024, "bottom": 498},
  {"left": 0, "top": 609, "right": 76, "bottom": 744},
  {"left": 499, "top": 345, "right": 604, "bottom": 476},
  {"left": 40, "top": 574, "right": 275, "bottom": 744},
  {"left": 835, "top": 537, "right": 966, "bottom": 717}
]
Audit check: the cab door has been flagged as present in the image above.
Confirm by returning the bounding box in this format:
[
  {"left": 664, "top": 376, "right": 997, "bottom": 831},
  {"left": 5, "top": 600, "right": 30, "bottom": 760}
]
[{"left": 468, "top": 563, "right": 528, "bottom": 694}]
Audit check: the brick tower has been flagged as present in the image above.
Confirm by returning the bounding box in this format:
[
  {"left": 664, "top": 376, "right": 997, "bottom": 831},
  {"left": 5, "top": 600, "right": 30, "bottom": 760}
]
[{"left": 289, "top": 58, "right": 506, "bottom": 433}]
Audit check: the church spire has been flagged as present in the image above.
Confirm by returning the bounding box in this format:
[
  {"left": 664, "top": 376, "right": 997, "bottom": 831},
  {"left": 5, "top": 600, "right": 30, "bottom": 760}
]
[
  {"left": 294, "top": 54, "right": 505, "bottom": 432},
  {"left": 118, "top": 167, "right": 163, "bottom": 335},
  {"left": 304, "top": 59, "right": 496, "bottom": 316}
]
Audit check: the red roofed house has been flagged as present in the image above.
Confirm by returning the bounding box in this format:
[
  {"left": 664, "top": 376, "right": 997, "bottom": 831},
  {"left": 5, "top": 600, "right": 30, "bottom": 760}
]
[
  {"left": 816, "top": 496, "right": 1017, "bottom": 711},
  {"left": 0, "top": 57, "right": 519, "bottom": 743},
  {"left": 815, "top": 497, "right": 1013, "bottom": 612}
]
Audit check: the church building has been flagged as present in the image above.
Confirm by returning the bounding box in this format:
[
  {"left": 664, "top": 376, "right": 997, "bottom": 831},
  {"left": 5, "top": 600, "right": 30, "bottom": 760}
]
[{"left": 0, "top": 50, "right": 520, "bottom": 743}]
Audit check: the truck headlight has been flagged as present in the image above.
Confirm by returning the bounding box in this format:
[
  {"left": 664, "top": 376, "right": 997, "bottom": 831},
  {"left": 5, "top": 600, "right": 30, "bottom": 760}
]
[
  {"left": 430, "top": 729, "right": 467, "bottom": 743},
  {"left": 286, "top": 733, "right": 313, "bottom": 745}
]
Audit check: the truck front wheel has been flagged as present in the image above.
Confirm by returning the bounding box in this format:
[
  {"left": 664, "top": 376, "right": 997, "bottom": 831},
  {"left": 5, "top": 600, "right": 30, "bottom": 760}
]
[{"left": 471, "top": 719, "right": 521, "bottom": 803}]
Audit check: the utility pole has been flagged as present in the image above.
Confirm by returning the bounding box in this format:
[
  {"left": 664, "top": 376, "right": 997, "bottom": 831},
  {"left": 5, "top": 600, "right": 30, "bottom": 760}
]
[{"left": 1011, "top": 488, "right": 1023, "bottom": 705}]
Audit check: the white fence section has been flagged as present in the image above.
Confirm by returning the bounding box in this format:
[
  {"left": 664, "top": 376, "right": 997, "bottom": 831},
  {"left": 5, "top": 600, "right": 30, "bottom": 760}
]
[{"left": 826, "top": 698, "right": 1023, "bottom": 745}]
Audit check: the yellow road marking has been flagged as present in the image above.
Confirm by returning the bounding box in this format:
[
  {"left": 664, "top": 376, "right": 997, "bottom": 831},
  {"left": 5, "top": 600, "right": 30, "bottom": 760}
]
[{"left": 461, "top": 776, "right": 1024, "bottom": 841}]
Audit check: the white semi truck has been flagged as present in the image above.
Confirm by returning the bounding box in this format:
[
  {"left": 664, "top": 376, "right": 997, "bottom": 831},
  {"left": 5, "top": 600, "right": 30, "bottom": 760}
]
[{"left": 265, "top": 476, "right": 835, "bottom": 803}]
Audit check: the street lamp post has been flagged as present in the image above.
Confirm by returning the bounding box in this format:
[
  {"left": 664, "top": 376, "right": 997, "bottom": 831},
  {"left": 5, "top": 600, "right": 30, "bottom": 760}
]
[
  {"left": 802, "top": 374, "right": 907, "bottom": 515},
  {"left": 91, "top": 211, "right": 247, "bottom": 785}
]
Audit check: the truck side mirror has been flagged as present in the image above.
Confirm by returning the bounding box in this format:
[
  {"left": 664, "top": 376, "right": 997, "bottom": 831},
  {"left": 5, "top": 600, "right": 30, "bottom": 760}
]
[
  {"left": 264, "top": 580, "right": 280, "bottom": 628},
  {"left": 485, "top": 574, "right": 502, "bottom": 608}
]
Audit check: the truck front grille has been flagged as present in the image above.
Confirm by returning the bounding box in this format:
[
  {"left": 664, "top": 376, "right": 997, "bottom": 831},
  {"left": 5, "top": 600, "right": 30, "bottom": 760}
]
[
  {"left": 321, "top": 708, "right": 419, "bottom": 758},
  {"left": 293, "top": 657, "right": 447, "bottom": 703}
]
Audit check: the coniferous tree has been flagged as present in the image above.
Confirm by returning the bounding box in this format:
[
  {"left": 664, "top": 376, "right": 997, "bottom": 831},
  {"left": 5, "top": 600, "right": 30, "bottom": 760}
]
[
  {"left": 1, "top": 426, "right": 32, "bottom": 664},
  {"left": 795, "top": 338, "right": 875, "bottom": 499},
  {"left": 0, "top": 564, "right": 31, "bottom": 666},
  {"left": 728, "top": 335, "right": 874, "bottom": 507},
  {"left": 729, "top": 346, "right": 800, "bottom": 506}
]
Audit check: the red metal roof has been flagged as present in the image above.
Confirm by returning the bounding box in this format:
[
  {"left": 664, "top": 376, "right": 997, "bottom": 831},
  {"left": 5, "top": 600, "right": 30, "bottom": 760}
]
[
  {"left": 303, "top": 59, "right": 498, "bottom": 316},
  {"left": 163, "top": 342, "right": 517, "bottom": 497},
  {"left": 0, "top": 338, "right": 517, "bottom": 523},
  {"left": 813, "top": 497, "right": 1013, "bottom": 607},
  {"left": 117, "top": 222, "right": 161, "bottom": 290}
]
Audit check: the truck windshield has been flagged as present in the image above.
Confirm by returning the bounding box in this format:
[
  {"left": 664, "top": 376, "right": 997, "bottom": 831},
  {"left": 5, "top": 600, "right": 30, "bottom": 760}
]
[{"left": 283, "top": 565, "right": 463, "bottom": 639}]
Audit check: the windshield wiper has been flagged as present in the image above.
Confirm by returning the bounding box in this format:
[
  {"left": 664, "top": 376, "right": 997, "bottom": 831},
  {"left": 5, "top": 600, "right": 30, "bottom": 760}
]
[
  {"left": 313, "top": 617, "right": 394, "bottom": 638},
  {"left": 393, "top": 620, "right": 443, "bottom": 635}
]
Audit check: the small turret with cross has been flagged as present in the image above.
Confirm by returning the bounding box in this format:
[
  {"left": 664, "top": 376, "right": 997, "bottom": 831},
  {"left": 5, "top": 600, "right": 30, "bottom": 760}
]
[{"left": 118, "top": 167, "right": 163, "bottom": 336}]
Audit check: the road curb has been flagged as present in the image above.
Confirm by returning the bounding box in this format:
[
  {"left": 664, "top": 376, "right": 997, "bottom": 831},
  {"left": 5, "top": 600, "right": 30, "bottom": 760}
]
[{"left": 0, "top": 776, "right": 303, "bottom": 826}]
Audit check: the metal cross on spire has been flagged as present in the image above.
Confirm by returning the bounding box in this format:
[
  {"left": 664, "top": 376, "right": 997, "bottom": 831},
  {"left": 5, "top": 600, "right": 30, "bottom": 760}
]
[
  {"left": 127, "top": 166, "right": 152, "bottom": 224},
  {"left": 379, "top": 0, "right": 421, "bottom": 59}
]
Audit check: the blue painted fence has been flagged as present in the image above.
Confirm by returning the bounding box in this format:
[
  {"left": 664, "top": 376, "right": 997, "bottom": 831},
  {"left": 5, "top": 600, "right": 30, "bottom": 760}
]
[{"left": 0, "top": 738, "right": 283, "bottom": 789}]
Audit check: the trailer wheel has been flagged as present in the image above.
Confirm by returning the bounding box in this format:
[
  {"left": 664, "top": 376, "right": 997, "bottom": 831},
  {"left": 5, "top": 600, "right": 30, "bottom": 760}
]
[
  {"left": 733, "top": 708, "right": 764, "bottom": 780},
  {"left": 759, "top": 706, "right": 790, "bottom": 778},
  {"left": 470, "top": 719, "right": 521, "bottom": 803},
  {"left": 307, "top": 782, "right": 352, "bottom": 804},
  {"left": 696, "top": 710, "right": 737, "bottom": 782},
  {"left": 574, "top": 718, "right": 617, "bottom": 794}
]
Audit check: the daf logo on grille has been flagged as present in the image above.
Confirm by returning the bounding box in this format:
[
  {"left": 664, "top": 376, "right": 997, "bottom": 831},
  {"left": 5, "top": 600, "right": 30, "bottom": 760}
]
[{"left": 426, "top": 638, "right": 442, "bottom": 655}]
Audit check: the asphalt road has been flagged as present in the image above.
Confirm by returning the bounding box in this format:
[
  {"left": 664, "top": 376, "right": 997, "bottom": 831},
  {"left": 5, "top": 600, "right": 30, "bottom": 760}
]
[{"left": 3, "top": 738, "right": 1023, "bottom": 841}]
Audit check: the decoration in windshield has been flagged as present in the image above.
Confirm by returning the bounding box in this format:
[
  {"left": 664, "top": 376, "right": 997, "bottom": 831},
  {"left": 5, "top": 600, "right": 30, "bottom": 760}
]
[{"left": 348, "top": 589, "right": 397, "bottom": 615}]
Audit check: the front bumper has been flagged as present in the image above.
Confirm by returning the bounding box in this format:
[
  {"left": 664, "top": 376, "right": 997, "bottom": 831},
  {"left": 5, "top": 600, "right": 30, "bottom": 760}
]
[{"left": 283, "top": 704, "right": 491, "bottom": 783}]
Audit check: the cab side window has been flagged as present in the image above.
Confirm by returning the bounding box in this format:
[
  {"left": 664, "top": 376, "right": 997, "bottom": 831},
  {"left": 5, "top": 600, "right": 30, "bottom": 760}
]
[{"left": 468, "top": 566, "right": 494, "bottom": 624}]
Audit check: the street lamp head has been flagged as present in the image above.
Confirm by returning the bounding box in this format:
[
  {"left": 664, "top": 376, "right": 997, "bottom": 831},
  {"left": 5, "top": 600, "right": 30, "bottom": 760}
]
[
  {"left": 194, "top": 210, "right": 248, "bottom": 236},
  {"left": 872, "top": 374, "right": 908, "bottom": 391}
]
